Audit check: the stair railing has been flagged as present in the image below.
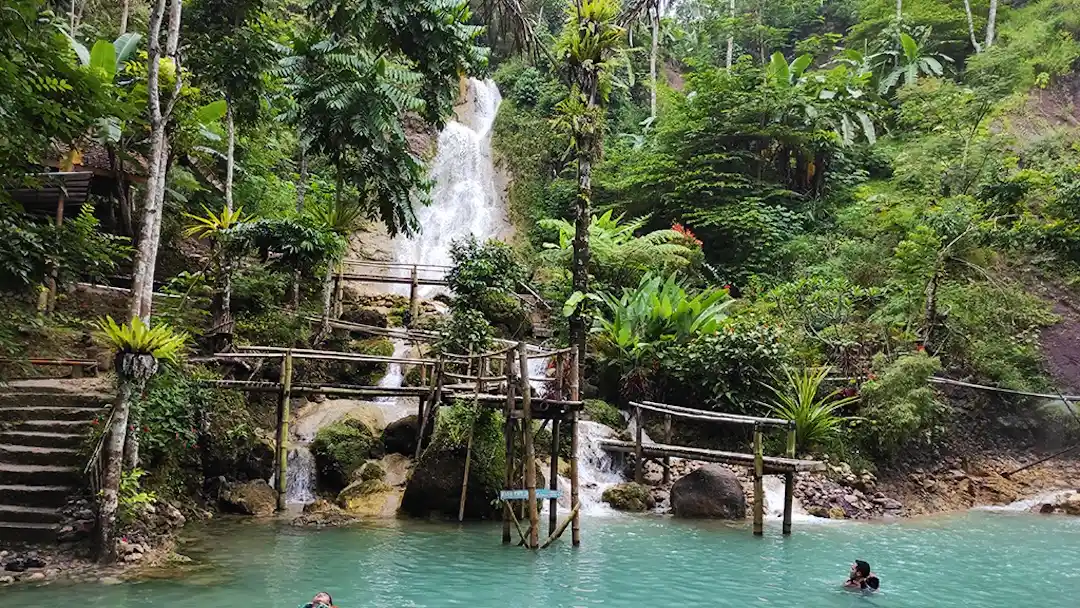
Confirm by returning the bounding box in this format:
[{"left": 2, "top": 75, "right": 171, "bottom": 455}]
[{"left": 84, "top": 403, "right": 116, "bottom": 497}]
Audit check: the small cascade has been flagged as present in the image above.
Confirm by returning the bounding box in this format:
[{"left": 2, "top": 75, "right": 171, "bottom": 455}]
[
  {"left": 527, "top": 355, "right": 549, "bottom": 397},
  {"left": 762, "top": 475, "right": 812, "bottom": 522},
  {"left": 574, "top": 421, "right": 628, "bottom": 515},
  {"left": 285, "top": 446, "right": 317, "bottom": 505},
  {"left": 390, "top": 78, "right": 508, "bottom": 298}
]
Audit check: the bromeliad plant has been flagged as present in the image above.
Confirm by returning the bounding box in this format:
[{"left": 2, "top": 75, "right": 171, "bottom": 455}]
[
  {"left": 96, "top": 316, "right": 188, "bottom": 370},
  {"left": 761, "top": 367, "right": 858, "bottom": 453}
]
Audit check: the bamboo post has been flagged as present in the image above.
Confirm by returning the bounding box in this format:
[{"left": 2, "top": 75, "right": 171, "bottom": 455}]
[
  {"left": 502, "top": 349, "right": 516, "bottom": 544},
  {"left": 275, "top": 350, "right": 293, "bottom": 512},
  {"left": 634, "top": 405, "right": 644, "bottom": 484},
  {"left": 334, "top": 265, "right": 344, "bottom": 318},
  {"left": 752, "top": 424, "right": 764, "bottom": 536},
  {"left": 408, "top": 265, "right": 420, "bottom": 327},
  {"left": 539, "top": 504, "right": 580, "bottom": 548},
  {"left": 416, "top": 359, "right": 441, "bottom": 460},
  {"left": 569, "top": 347, "right": 581, "bottom": 547},
  {"left": 549, "top": 419, "right": 560, "bottom": 536},
  {"left": 45, "top": 192, "right": 66, "bottom": 314},
  {"left": 783, "top": 424, "right": 796, "bottom": 535},
  {"left": 554, "top": 352, "right": 565, "bottom": 400},
  {"left": 663, "top": 413, "right": 672, "bottom": 485},
  {"left": 518, "top": 342, "right": 539, "bottom": 549},
  {"left": 457, "top": 356, "right": 484, "bottom": 521}
]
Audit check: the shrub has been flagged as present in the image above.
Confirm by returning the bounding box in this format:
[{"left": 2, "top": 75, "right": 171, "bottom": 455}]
[
  {"left": 584, "top": 399, "right": 624, "bottom": 429},
  {"left": 762, "top": 367, "right": 857, "bottom": 453},
  {"left": 235, "top": 309, "right": 310, "bottom": 347},
  {"left": 857, "top": 352, "right": 947, "bottom": 460}
]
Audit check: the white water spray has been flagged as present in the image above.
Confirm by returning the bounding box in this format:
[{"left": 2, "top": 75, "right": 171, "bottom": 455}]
[
  {"left": 762, "top": 475, "right": 813, "bottom": 522},
  {"left": 285, "top": 446, "right": 317, "bottom": 505},
  {"left": 391, "top": 78, "right": 510, "bottom": 297},
  {"left": 976, "top": 489, "right": 1077, "bottom": 512}
]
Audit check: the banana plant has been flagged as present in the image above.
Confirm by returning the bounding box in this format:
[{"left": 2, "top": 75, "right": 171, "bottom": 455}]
[
  {"left": 765, "top": 52, "right": 813, "bottom": 88},
  {"left": 878, "top": 33, "right": 954, "bottom": 94}
]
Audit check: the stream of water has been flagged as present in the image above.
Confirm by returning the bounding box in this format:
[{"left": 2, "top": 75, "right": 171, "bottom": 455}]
[{"left": 9, "top": 512, "right": 1077, "bottom": 606}]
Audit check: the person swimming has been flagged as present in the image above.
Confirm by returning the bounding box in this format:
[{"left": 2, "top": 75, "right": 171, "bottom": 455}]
[
  {"left": 844, "top": 560, "right": 880, "bottom": 591},
  {"left": 299, "top": 592, "right": 336, "bottom": 608}
]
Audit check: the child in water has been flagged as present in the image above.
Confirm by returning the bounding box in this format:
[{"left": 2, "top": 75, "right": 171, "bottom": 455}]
[
  {"left": 299, "top": 592, "right": 336, "bottom": 608},
  {"left": 844, "top": 560, "right": 880, "bottom": 592}
]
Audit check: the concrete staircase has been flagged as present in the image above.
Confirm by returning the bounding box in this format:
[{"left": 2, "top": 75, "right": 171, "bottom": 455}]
[{"left": 0, "top": 384, "right": 110, "bottom": 544}]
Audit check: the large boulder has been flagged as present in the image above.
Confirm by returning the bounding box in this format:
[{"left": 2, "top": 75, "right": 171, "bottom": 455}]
[
  {"left": 220, "top": 480, "right": 276, "bottom": 517},
  {"left": 311, "top": 418, "right": 379, "bottom": 493},
  {"left": 338, "top": 479, "right": 401, "bottom": 517},
  {"left": 400, "top": 447, "right": 540, "bottom": 520},
  {"left": 383, "top": 415, "right": 419, "bottom": 455},
  {"left": 602, "top": 482, "right": 655, "bottom": 512},
  {"left": 1062, "top": 493, "right": 1080, "bottom": 516},
  {"left": 670, "top": 464, "right": 747, "bottom": 519},
  {"left": 341, "top": 307, "right": 389, "bottom": 328}
]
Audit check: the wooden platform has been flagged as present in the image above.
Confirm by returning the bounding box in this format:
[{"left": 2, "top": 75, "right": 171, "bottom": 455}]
[{"left": 599, "top": 440, "right": 824, "bottom": 474}]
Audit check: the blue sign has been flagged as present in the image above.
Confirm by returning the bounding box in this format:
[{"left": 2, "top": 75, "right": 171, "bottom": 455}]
[{"left": 500, "top": 489, "right": 562, "bottom": 500}]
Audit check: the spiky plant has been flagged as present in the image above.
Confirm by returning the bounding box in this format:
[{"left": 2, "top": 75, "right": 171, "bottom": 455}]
[
  {"left": 181, "top": 204, "right": 247, "bottom": 239},
  {"left": 96, "top": 316, "right": 187, "bottom": 379},
  {"left": 762, "top": 367, "right": 858, "bottom": 453}
]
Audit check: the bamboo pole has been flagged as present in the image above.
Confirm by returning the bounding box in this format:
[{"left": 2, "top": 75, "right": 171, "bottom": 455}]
[
  {"left": 783, "top": 426, "right": 796, "bottom": 535},
  {"left": 569, "top": 347, "right": 581, "bottom": 547},
  {"left": 408, "top": 265, "right": 420, "bottom": 327},
  {"left": 753, "top": 425, "right": 764, "bottom": 536},
  {"left": 502, "top": 349, "right": 515, "bottom": 544},
  {"left": 519, "top": 342, "right": 539, "bottom": 549},
  {"left": 539, "top": 504, "right": 580, "bottom": 548},
  {"left": 275, "top": 349, "right": 294, "bottom": 511},
  {"left": 549, "top": 419, "right": 560, "bottom": 536},
  {"left": 634, "top": 405, "right": 644, "bottom": 484},
  {"left": 663, "top": 413, "right": 672, "bottom": 485},
  {"left": 416, "top": 359, "right": 442, "bottom": 460},
  {"left": 458, "top": 356, "right": 485, "bottom": 521}
]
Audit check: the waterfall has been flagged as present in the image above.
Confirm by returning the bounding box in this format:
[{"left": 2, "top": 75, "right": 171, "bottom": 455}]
[
  {"left": 562, "top": 421, "right": 628, "bottom": 515},
  {"left": 285, "top": 446, "right": 317, "bottom": 505},
  {"left": 762, "top": 475, "right": 811, "bottom": 522},
  {"left": 390, "top": 78, "right": 509, "bottom": 298}
]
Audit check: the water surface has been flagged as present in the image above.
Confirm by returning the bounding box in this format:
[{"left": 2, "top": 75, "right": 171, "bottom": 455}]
[{"left": 7, "top": 513, "right": 1078, "bottom": 607}]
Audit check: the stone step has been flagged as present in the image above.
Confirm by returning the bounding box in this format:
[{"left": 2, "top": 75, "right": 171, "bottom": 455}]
[
  {"left": 0, "top": 406, "right": 101, "bottom": 423},
  {"left": 0, "top": 431, "right": 84, "bottom": 449},
  {"left": 0, "top": 521, "right": 57, "bottom": 544},
  {"left": 0, "top": 444, "right": 83, "bottom": 467},
  {"left": 0, "top": 485, "right": 75, "bottom": 508},
  {"left": 0, "top": 392, "right": 112, "bottom": 409},
  {"left": 11, "top": 419, "right": 91, "bottom": 434},
  {"left": 0, "top": 504, "right": 61, "bottom": 524},
  {"left": 0, "top": 463, "right": 81, "bottom": 487}
]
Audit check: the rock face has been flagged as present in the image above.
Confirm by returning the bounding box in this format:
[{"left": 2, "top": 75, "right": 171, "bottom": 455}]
[
  {"left": 1063, "top": 493, "right": 1080, "bottom": 515},
  {"left": 602, "top": 482, "right": 655, "bottom": 512},
  {"left": 401, "top": 447, "right": 501, "bottom": 520},
  {"left": 220, "top": 480, "right": 276, "bottom": 516},
  {"left": 311, "top": 418, "right": 379, "bottom": 492},
  {"left": 338, "top": 480, "right": 401, "bottom": 517},
  {"left": 382, "top": 415, "right": 419, "bottom": 455},
  {"left": 670, "top": 464, "right": 747, "bottom": 519}
]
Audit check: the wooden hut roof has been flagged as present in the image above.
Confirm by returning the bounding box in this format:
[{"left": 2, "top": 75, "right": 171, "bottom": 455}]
[{"left": 5, "top": 172, "right": 94, "bottom": 217}]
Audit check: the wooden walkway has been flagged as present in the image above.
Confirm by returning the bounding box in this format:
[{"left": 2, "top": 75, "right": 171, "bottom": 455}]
[{"left": 599, "top": 440, "right": 824, "bottom": 474}]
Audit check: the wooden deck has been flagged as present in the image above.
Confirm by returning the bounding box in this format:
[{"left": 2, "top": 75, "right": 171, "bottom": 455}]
[{"left": 599, "top": 440, "right": 824, "bottom": 474}]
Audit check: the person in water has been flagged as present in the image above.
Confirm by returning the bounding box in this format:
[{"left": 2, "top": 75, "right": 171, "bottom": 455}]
[
  {"left": 844, "top": 560, "right": 880, "bottom": 591},
  {"left": 300, "top": 592, "right": 336, "bottom": 608}
]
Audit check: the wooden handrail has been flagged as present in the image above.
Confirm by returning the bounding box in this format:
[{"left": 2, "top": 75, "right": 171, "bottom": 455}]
[{"left": 634, "top": 400, "right": 794, "bottom": 428}]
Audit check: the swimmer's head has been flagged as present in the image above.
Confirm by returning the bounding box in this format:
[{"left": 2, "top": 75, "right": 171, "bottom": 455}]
[
  {"left": 312, "top": 592, "right": 332, "bottom": 606},
  {"left": 864, "top": 576, "right": 880, "bottom": 591},
  {"left": 853, "top": 560, "right": 871, "bottom": 578}
]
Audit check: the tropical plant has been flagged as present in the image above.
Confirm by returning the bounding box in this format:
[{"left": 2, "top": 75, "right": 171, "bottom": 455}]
[
  {"left": 878, "top": 32, "right": 954, "bottom": 94},
  {"left": 182, "top": 205, "right": 248, "bottom": 239},
  {"left": 540, "top": 210, "right": 698, "bottom": 290},
  {"left": 183, "top": 204, "right": 249, "bottom": 343},
  {"left": 96, "top": 316, "right": 188, "bottom": 365},
  {"left": 762, "top": 366, "right": 858, "bottom": 453}
]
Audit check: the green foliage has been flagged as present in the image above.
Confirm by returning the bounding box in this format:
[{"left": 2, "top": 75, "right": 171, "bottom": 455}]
[
  {"left": 429, "top": 399, "right": 505, "bottom": 466},
  {"left": 436, "top": 308, "right": 494, "bottom": 355},
  {"left": 96, "top": 317, "right": 188, "bottom": 363},
  {"left": 857, "top": 352, "right": 947, "bottom": 460},
  {"left": 584, "top": 398, "right": 624, "bottom": 429},
  {"left": 131, "top": 367, "right": 206, "bottom": 475},
  {"left": 448, "top": 237, "right": 526, "bottom": 307},
  {"left": 235, "top": 309, "right": 311, "bottom": 347},
  {"left": 118, "top": 469, "right": 157, "bottom": 525},
  {"left": 763, "top": 367, "right": 858, "bottom": 452}
]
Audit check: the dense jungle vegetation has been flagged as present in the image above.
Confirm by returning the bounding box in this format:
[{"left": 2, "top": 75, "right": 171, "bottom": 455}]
[{"left": 3, "top": 0, "right": 1080, "bottom": 557}]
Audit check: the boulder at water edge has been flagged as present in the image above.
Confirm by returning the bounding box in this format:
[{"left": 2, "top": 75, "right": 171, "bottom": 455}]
[
  {"left": 311, "top": 418, "right": 379, "bottom": 492},
  {"left": 220, "top": 480, "right": 276, "bottom": 516},
  {"left": 602, "top": 482, "right": 655, "bottom": 512},
  {"left": 338, "top": 479, "right": 401, "bottom": 517},
  {"left": 1062, "top": 493, "right": 1080, "bottom": 516},
  {"left": 400, "top": 446, "right": 502, "bottom": 520},
  {"left": 382, "top": 415, "right": 419, "bottom": 455},
  {"left": 670, "top": 464, "right": 747, "bottom": 519}
]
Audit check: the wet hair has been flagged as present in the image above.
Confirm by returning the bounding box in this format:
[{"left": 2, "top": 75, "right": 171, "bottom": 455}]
[
  {"left": 862, "top": 576, "right": 880, "bottom": 591},
  {"left": 854, "top": 560, "right": 871, "bottom": 577},
  {"left": 314, "top": 592, "right": 332, "bottom": 605}
]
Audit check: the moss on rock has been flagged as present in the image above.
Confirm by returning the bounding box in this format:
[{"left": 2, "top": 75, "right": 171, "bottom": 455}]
[
  {"left": 584, "top": 399, "right": 624, "bottom": 429},
  {"left": 311, "top": 418, "right": 377, "bottom": 492},
  {"left": 601, "top": 482, "right": 655, "bottom": 512}
]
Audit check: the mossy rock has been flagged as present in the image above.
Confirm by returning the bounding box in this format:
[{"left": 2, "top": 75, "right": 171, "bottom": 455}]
[
  {"left": 404, "top": 365, "right": 425, "bottom": 387},
  {"left": 354, "top": 460, "right": 386, "bottom": 483},
  {"left": 602, "top": 482, "right": 655, "bottom": 512},
  {"left": 351, "top": 336, "right": 394, "bottom": 357},
  {"left": 338, "top": 479, "right": 396, "bottom": 515},
  {"left": 311, "top": 418, "right": 378, "bottom": 493},
  {"left": 584, "top": 399, "right": 624, "bottom": 429},
  {"left": 341, "top": 307, "right": 388, "bottom": 329}
]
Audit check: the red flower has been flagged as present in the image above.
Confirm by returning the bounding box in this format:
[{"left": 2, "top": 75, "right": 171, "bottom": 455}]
[
  {"left": 143, "top": 426, "right": 150, "bottom": 433},
  {"left": 91, "top": 419, "right": 98, "bottom": 426},
  {"left": 916, "top": 344, "right": 926, "bottom": 352}
]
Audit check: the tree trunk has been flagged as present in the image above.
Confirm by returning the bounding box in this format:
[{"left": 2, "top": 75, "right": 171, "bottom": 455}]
[
  {"left": 94, "top": 382, "right": 132, "bottom": 563},
  {"left": 225, "top": 102, "right": 235, "bottom": 212},
  {"left": 896, "top": 0, "right": 902, "bottom": 22},
  {"left": 569, "top": 147, "right": 592, "bottom": 390},
  {"left": 319, "top": 262, "right": 335, "bottom": 341},
  {"left": 291, "top": 140, "right": 307, "bottom": 308},
  {"left": 921, "top": 262, "right": 942, "bottom": 348},
  {"left": 122, "top": 410, "right": 139, "bottom": 470},
  {"left": 120, "top": 0, "right": 131, "bottom": 34},
  {"left": 649, "top": 2, "right": 659, "bottom": 120},
  {"left": 963, "top": 0, "right": 982, "bottom": 53},
  {"left": 984, "top": 0, "right": 998, "bottom": 49},
  {"left": 726, "top": 0, "right": 734, "bottom": 69},
  {"left": 128, "top": 0, "right": 170, "bottom": 322}
]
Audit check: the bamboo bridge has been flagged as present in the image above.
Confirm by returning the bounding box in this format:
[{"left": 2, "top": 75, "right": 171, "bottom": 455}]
[{"left": 601, "top": 400, "right": 825, "bottom": 536}]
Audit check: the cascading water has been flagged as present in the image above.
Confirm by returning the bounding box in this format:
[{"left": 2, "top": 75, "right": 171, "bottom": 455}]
[
  {"left": 762, "top": 475, "right": 813, "bottom": 522},
  {"left": 390, "top": 78, "right": 509, "bottom": 298},
  {"left": 284, "top": 446, "right": 317, "bottom": 505},
  {"left": 555, "top": 420, "right": 631, "bottom": 515}
]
